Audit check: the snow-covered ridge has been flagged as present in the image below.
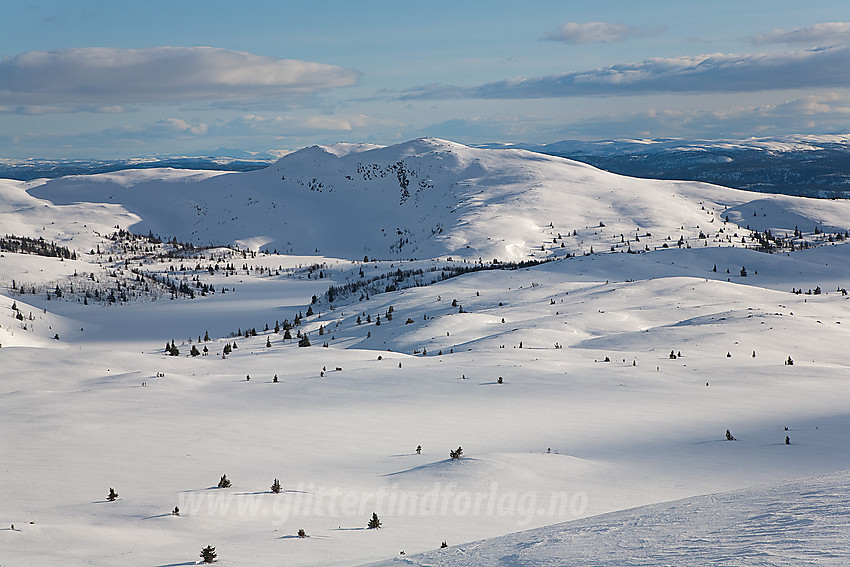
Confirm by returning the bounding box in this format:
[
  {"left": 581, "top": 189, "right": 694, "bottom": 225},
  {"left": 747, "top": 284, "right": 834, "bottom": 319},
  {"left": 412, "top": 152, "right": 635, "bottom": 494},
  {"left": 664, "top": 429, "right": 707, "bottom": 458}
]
[
  {"left": 482, "top": 134, "right": 850, "bottom": 199},
  {"left": 18, "top": 137, "right": 850, "bottom": 262}
]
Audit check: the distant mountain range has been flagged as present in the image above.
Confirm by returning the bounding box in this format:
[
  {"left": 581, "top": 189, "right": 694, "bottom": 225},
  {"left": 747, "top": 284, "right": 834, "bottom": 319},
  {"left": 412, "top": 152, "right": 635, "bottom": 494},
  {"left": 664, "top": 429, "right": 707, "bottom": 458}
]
[
  {"left": 0, "top": 155, "right": 274, "bottom": 181},
  {"left": 480, "top": 134, "right": 850, "bottom": 199},
  {"left": 3, "top": 134, "right": 848, "bottom": 199}
]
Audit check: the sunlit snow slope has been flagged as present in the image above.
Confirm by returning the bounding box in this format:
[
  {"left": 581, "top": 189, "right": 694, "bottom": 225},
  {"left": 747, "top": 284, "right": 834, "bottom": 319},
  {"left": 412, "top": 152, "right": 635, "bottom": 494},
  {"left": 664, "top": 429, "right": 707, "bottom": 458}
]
[{"left": 25, "top": 138, "right": 850, "bottom": 261}]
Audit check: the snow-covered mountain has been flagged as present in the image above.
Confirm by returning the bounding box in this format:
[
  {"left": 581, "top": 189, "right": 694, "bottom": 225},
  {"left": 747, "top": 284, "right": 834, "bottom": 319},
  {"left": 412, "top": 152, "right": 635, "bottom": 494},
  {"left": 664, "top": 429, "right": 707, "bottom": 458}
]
[
  {"left": 486, "top": 134, "right": 850, "bottom": 199},
  {"left": 22, "top": 137, "right": 850, "bottom": 262},
  {"left": 2, "top": 138, "right": 850, "bottom": 566}
]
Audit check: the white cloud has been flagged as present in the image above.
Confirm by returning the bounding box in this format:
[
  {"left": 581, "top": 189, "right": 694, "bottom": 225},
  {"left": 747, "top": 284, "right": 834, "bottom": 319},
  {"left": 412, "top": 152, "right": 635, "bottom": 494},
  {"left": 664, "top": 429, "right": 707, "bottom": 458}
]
[
  {"left": 753, "top": 22, "right": 850, "bottom": 46},
  {"left": 101, "top": 118, "right": 209, "bottom": 139},
  {"left": 400, "top": 46, "right": 850, "bottom": 99},
  {"left": 301, "top": 114, "right": 386, "bottom": 131},
  {"left": 544, "top": 22, "right": 652, "bottom": 44},
  {"left": 0, "top": 46, "right": 360, "bottom": 107},
  {"left": 561, "top": 93, "right": 850, "bottom": 139},
  {"left": 0, "top": 104, "right": 132, "bottom": 115},
  {"left": 213, "top": 113, "right": 401, "bottom": 135}
]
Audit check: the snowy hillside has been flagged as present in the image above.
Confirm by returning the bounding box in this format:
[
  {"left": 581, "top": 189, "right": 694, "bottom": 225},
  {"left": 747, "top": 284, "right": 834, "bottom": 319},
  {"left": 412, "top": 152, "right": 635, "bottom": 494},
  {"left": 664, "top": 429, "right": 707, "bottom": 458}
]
[
  {"left": 24, "top": 138, "right": 850, "bottom": 261},
  {"left": 501, "top": 134, "right": 850, "bottom": 199},
  {"left": 2, "top": 138, "right": 850, "bottom": 566},
  {"left": 365, "top": 470, "right": 850, "bottom": 566}
]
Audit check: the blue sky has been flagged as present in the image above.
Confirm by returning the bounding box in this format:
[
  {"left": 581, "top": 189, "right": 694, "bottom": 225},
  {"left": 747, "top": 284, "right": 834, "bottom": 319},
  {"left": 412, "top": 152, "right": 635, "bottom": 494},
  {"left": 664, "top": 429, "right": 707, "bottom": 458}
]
[{"left": 1, "top": 0, "right": 849, "bottom": 158}]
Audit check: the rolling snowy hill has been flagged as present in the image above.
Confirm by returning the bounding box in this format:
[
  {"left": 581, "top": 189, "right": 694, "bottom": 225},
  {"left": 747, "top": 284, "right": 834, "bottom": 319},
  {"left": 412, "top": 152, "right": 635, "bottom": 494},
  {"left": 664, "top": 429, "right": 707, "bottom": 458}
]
[
  {"left": 487, "top": 134, "right": 850, "bottom": 199},
  {"left": 2, "top": 138, "right": 850, "bottom": 566},
  {"left": 23, "top": 138, "right": 850, "bottom": 262}
]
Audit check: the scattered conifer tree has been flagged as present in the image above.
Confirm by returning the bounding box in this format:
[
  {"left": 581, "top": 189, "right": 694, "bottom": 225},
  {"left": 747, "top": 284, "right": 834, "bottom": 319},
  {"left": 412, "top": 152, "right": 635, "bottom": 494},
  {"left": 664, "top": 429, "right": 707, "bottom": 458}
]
[
  {"left": 271, "top": 478, "right": 281, "bottom": 494},
  {"left": 786, "top": 356, "right": 794, "bottom": 366},
  {"left": 725, "top": 429, "right": 736, "bottom": 441},
  {"left": 298, "top": 528, "right": 307, "bottom": 538},
  {"left": 217, "top": 475, "right": 231, "bottom": 489},
  {"left": 785, "top": 436, "right": 790, "bottom": 445},
  {"left": 449, "top": 446, "right": 463, "bottom": 460},
  {"left": 298, "top": 334, "right": 311, "bottom": 347},
  {"left": 107, "top": 487, "right": 118, "bottom": 501},
  {"left": 416, "top": 445, "right": 421, "bottom": 454},
  {"left": 368, "top": 512, "right": 382, "bottom": 529},
  {"left": 441, "top": 541, "right": 448, "bottom": 548},
  {"left": 200, "top": 545, "right": 217, "bottom": 563}
]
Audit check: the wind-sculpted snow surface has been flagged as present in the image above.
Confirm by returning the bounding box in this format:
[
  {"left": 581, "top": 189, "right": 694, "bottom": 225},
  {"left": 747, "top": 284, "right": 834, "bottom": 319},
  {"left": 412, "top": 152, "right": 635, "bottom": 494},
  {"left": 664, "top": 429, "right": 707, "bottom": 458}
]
[{"left": 365, "top": 471, "right": 850, "bottom": 566}]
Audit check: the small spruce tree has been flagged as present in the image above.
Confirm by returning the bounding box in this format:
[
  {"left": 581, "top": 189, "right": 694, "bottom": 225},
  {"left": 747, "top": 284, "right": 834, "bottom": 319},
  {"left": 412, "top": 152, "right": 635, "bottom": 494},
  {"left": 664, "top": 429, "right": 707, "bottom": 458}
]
[
  {"left": 368, "top": 512, "right": 382, "bottom": 529},
  {"left": 107, "top": 487, "right": 118, "bottom": 501},
  {"left": 217, "top": 474, "right": 231, "bottom": 489},
  {"left": 271, "top": 478, "right": 282, "bottom": 494},
  {"left": 298, "top": 528, "right": 307, "bottom": 538},
  {"left": 200, "top": 545, "right": 217, "bottom": 564}
]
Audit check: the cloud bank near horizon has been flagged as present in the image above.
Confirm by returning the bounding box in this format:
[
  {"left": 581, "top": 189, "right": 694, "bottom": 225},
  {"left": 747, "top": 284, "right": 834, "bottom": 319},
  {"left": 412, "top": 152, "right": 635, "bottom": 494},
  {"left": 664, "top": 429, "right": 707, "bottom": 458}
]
[
  {"left": 0, "top": 46, "right": 360, "bottom": 108},
  {"left": 399, "top": 45, "right": 850, "bottom": 100}
]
